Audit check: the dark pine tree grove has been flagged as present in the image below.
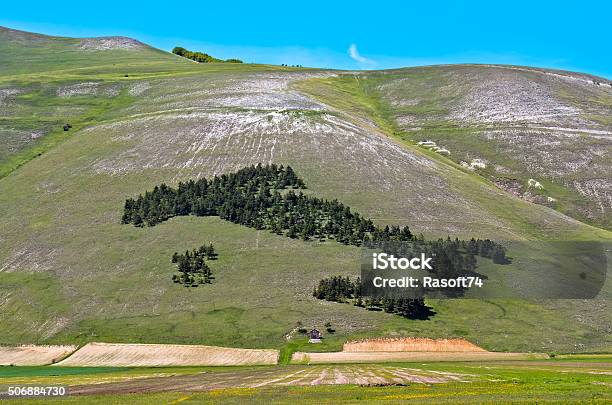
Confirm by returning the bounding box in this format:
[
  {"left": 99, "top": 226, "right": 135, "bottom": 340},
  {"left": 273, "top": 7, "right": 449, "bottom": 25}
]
[
  {"left": 122, "top": 164, "right": 414, "bottom": 248},
  {"left": 122, "top": 164, "right": 508, "bottom": 317},
  {"left": 313, "top": 276, "right": 435, "bottom": 320},
  {"left": 170, "top": 244, "right": 217, "bottom": 286}
]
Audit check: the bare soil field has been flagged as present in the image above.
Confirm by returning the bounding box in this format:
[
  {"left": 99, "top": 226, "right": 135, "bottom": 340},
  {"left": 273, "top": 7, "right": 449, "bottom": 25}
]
[
  {"left": 2, "top": 360, "right": 609, "bottom": 402},
  {"left": 67, "top": 364, "right": 473, "bottom": 395},
  {"left": 291, "top": 351, "right": 548, "bottom": 364},
  {"left": 55, "top": 342, "right": 278, "bottom": 367},
  {"left": 294, "top": 337, "right": 545, "bottom": 363},
  {"left": 343, "top": 338, "right": 487, "bottom": 352},
  {"left": 0, "top": 345, "right": 76, "bottom": 365}
]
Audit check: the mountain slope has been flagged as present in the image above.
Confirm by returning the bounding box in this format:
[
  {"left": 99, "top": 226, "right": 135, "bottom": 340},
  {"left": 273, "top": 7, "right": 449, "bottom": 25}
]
[
  {"left": 0, "top": 26, "right": 177, "bottom": 75},
  {"left": 0, "top": 26, "right": 283, "bottom": 177},
  {"left": 0, "top": 28, "right": 610, "bottom": 353},
  {"left": 298, "top": 66, "right": 612, "bottom": 229}
]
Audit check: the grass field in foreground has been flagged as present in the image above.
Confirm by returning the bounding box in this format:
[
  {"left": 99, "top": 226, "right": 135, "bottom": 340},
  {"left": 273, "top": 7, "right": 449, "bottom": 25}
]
[{"left": 1, "top": 358, "right": 610, "bottom": 404}]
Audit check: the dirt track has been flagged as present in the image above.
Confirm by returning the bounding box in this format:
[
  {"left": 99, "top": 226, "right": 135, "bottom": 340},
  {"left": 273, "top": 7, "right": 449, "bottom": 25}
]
[
  {"left": 68, "top": 365, "right": 473, "bottom": 395},
  {"left": 292, "top": 351, "right": 548, "bottom": 364}
]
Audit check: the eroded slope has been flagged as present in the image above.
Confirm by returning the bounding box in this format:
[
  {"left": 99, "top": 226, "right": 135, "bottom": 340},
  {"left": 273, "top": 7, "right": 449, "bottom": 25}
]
[{"left": 339, "top": 65, "right": 612, "bottom": 229}]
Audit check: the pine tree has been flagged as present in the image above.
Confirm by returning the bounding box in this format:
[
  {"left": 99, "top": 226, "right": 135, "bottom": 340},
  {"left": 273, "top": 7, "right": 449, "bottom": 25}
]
[{"left": 206, "top": 243, "right": 217, "bottom": 260}]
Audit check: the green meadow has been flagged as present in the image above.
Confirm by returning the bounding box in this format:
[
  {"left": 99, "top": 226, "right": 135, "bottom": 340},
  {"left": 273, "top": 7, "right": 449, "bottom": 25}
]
[{"left": 2, "top": 358, "right": 611, "bottom": 404}]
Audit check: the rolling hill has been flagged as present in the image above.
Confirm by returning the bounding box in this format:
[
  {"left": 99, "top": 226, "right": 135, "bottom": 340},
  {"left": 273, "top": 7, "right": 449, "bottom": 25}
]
[
  {"left": 0, "top": 26, "right": 610, "bottom": 353},
  {"left": 296, "top": 66, "right": 612, "bottom": 230}
]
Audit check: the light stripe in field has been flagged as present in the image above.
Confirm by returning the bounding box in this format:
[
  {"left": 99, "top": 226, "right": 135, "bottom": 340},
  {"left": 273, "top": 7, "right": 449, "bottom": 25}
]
[
  {"left": 279, "top": 369, "right": 318, "bottom": 385},
  {"left": 333, "top": 368, "right": 349, "bottom": 384},
  {"left": 310, "top": 368, "right": 329, "bottom": 385},
  {"left": 251, "top": 369, "right": 306, "bottom": 387},
  {"left": 389, "top": 368, "right": 447, "bottom": 384}
]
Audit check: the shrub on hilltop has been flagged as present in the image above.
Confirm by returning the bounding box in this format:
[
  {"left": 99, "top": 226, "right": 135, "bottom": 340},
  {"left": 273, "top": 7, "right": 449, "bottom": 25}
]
[{"left": 172, "top": 46, "right": 242, "bottom": 63}]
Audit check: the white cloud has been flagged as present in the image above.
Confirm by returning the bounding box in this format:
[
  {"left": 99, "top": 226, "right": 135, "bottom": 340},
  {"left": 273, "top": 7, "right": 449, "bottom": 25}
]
[{"left": 348, "top": 43, "right": 376, "bottom": 66}]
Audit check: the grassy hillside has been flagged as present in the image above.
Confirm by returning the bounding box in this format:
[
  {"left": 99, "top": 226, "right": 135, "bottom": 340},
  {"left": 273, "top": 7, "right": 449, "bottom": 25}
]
[
  {"left": 0, "top": 26, "right": 293, "bottom": 177},
  {"left": 0, "top": 26, "right": 183, "bottom": 76},
  {"left": 0, "top": 27, "right": 610, "bottom": 353},
  {"left": 295, "top": 67, "right": 612, "bottom": 230}
]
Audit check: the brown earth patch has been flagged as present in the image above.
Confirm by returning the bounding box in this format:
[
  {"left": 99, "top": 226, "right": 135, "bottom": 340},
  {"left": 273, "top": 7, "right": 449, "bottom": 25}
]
[{"left": 343, "top": 337, "right": 487, "bottom": 352}]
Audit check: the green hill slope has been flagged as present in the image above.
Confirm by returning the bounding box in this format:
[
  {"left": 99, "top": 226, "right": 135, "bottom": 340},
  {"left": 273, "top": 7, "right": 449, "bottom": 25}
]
[
  {"left": 0, "top": 26, "right": 182, "bottom": 76},
  {"left": 296, "top": 67, "right": 612, "bottom": 230},
  {"left": 0, "top": 26, "right": 287, "bottom": 177},
  {"left": 0, "top": 28, "right": 610, "bottom": 353}
]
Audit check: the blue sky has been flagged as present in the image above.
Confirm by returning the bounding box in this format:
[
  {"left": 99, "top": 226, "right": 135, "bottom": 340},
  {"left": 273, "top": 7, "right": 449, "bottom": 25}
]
[{"left": 2, "top": 1, "right": 611, "bottom": 78}]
